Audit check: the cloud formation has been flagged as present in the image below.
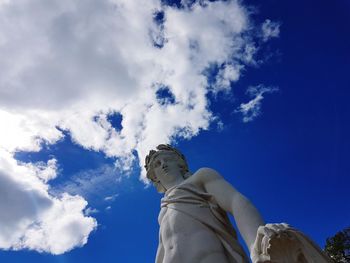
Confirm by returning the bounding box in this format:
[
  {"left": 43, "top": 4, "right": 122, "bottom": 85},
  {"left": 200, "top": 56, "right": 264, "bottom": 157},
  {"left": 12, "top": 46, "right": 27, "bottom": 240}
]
[
  {"left": 55, "top": 164, "right": 122, "bottom": 202},
  {"left": 0, "top": 0, "right": 278, "bottom": 254},
  {"left": 0, "top": 150, "right": 97, "bottom": 254},
  {"left": 237, "top": 85, "right": 279, "bottom": 122},
  {"left": 261, "top": 19, "right": 281, "bottom": 42}
]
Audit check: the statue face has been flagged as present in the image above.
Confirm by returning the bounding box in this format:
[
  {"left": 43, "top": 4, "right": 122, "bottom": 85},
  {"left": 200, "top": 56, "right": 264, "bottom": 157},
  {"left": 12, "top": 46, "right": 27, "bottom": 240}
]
[{"left": 150, "top": 151, "right": 184, "bottom": 191}]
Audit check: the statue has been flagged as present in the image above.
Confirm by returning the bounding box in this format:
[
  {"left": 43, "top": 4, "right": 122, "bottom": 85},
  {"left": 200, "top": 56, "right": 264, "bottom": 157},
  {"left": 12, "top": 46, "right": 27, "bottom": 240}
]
[{"left": 145, "top": 144, "right": 332, "bottom": 263}]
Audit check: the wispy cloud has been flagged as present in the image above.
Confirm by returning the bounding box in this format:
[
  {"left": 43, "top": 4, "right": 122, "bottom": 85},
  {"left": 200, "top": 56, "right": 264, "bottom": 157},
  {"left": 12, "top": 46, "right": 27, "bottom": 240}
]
[
  {"left": 84, "top": 207, "right": 99, "bottom": 216},
  {"left": 104, "top": 194, "right": 119, "bottom": 202},
  {"left": 237, "top": 85, "right": 279, "bottom": 123},
  {"left": 54, "top": 164, "right": 122, "bottom": 204},
  {"left": 261, "top": 19, "right": 281, "bottom": 42}
]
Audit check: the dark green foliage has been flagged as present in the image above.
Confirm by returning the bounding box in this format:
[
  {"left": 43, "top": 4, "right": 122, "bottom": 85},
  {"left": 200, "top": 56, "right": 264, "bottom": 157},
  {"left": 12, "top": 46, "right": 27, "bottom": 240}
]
[{"left": 325, "top": 227, "right": 350, "bottom": 263}]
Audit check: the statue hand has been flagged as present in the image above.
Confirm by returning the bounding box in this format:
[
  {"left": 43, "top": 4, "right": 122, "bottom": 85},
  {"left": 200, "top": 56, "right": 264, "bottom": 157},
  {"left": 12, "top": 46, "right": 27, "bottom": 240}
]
[
  {"left": 251, "top": 223, "right": 333, "bottom": 263},
  {"left": 250, "top": 223, "right": 292, "bottom": 263}
]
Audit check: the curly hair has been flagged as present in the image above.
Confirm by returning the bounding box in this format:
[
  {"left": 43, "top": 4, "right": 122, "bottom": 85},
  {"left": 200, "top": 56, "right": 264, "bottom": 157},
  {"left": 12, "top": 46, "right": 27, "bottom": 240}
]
[{"left": 144, "top": 144, "right": 190, "bottom": 182}]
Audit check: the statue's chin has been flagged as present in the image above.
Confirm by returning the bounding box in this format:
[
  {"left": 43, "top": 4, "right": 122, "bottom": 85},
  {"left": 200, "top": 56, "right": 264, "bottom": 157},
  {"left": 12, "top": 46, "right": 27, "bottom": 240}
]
[{"left": 155, "top": 183, "right": 166, "bottom": 193}]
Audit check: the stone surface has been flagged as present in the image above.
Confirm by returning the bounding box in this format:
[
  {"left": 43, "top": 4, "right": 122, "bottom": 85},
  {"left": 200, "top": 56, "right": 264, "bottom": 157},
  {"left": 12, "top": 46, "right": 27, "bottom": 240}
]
[
  {"left": 251, "top": 223, "right": 331, "bottom": 263},
  {"left": 145, "top": 144, "right": 331, "bottom": 263}
]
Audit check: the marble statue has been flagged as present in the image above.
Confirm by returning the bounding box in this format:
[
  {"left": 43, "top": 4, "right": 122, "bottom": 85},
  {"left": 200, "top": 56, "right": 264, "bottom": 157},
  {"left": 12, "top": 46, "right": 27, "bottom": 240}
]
[{"left": 145, "top": 144, "right": 332, "bottom": 263}]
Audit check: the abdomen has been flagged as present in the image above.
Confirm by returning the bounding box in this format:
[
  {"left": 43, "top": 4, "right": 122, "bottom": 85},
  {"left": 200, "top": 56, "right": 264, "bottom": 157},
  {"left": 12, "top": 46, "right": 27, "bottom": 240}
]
[{"left": 160, "top": 208, "right": 229, "bottom": 263}]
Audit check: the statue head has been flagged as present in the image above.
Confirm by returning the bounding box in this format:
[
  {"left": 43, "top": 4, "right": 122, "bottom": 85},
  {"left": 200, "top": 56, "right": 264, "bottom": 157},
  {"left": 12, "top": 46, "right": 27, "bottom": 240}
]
[{"left": 145, "top": 144, "right": 191, "bottom": 192}]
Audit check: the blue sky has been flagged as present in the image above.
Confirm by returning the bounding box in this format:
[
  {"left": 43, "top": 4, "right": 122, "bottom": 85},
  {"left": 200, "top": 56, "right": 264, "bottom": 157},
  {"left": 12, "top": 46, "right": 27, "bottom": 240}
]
[{"left": 0, "top": 0, "right": 349, "bottom": 262}]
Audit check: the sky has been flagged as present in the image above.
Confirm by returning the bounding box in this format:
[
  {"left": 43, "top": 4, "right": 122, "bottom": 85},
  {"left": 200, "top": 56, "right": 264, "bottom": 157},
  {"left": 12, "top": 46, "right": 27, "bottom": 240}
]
[{"left": 0, "top": 0, "right": 349, "bottom": 262}]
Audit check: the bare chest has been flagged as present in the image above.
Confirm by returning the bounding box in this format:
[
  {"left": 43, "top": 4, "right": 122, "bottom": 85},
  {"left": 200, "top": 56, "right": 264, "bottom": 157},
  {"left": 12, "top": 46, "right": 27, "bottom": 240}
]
[{"left": 158, "top": 207, "right": 228, "bottom": 263}]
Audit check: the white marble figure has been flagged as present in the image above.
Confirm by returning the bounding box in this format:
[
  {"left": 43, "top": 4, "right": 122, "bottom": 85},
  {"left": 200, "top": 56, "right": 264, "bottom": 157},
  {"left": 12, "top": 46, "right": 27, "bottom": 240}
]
[{"left": 145, "top": 144, "right": 331, "bottom": 263}]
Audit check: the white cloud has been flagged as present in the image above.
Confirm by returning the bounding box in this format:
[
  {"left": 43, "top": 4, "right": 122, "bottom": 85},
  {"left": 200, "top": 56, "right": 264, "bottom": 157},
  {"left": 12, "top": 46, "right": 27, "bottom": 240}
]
[
  {"left": 104, "top": 194, "right": 119, "bottom": 202},
  {"left": 0, "top": 110, "right": 63, "bottom": 153},
  {"left": 56, "top": 164, "right": 122, "bottom": 201},
  {"left": 84, "top": 207, "right": 99, "bottom": 216},
  {"left": 0, "top": 150, "right": 97, "bottom": 254},
  {"left": 0, "top": 0, "right": 278, "bottom": 254},
  {"left": 0, "top": 0, "right": 255, "bottom": 162},
  {"left": 213, "top": 64, "right": 243, "bottom": 93},
  {"left": 23, "top": 158, "right": 58, "bottom": 183},
  {"left": 237, "top": 85, "right": 278, "bottom": 123},
  {"left": 261, "top": 19, "right": 281, "bottom": 42}
]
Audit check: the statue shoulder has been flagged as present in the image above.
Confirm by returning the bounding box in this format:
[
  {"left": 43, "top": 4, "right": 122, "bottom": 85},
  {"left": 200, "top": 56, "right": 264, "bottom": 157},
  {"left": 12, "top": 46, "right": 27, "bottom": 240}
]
[{"left": 191, "top": 167, "right": 224, "bottom": 184}]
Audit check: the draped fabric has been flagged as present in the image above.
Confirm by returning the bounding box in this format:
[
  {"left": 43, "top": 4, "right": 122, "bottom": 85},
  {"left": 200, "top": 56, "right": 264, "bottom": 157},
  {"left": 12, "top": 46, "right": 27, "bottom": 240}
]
[{"left": 159, "top": 183, "right": 250, "bottom": 263}]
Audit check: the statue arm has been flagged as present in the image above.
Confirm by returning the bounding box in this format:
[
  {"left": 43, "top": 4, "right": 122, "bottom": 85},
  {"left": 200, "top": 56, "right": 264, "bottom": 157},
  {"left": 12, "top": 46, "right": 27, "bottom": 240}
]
[{"left": 198, "top": 168, "right": 265, "bottom": 253}]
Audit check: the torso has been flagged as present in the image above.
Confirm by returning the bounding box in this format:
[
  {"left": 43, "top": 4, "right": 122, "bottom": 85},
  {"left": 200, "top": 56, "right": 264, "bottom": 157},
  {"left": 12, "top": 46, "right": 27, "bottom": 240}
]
[
  {"left": 159, "top": 207, "right": 229, "bottom": 263},
  {"left": 158, "top": 175, "right": 229, "bottom": 263}
]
